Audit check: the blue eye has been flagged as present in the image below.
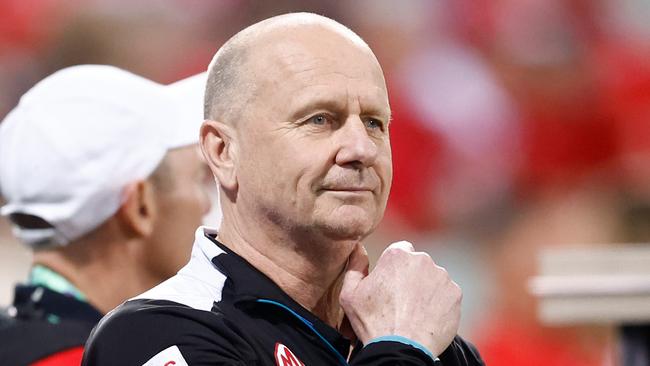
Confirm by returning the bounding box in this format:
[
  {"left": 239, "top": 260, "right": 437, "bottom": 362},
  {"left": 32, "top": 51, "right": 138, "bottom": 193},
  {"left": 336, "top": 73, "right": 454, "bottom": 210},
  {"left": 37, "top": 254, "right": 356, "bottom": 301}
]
[
  {"left": 309, "top": 115, "right": 328, "bottom": 125},
  {"left": 365, "top": 118, "right": 383, "bottom": 130}
]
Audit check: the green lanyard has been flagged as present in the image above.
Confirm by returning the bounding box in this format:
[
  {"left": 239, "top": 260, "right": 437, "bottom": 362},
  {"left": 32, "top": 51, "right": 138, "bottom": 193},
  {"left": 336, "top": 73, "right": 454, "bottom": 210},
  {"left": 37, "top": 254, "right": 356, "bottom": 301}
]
[{"left": 28, "top": 265, "right": 87, "bottom": 302}]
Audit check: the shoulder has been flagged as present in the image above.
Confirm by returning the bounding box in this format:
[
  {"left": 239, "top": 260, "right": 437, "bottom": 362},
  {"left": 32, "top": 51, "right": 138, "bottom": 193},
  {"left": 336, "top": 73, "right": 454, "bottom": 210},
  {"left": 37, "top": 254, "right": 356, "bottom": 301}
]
[
  {"left": 83, "top": 298, "right": 257, "bottom": 365},
  {"left": 134, "top": 254, "right": 229, "bottom": 311},
  {"left": 0, "top": 307, "right": 92, "bottom": 364},
  {"left": 83, "top": 235, "right": 262, "bottom": 365}
]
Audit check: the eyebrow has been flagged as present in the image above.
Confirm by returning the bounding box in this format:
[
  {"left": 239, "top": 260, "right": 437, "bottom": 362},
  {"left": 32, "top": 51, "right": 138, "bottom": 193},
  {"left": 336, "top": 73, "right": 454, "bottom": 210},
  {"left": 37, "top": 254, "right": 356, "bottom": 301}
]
[
  {"left": 288, "top": 97, "right": 391, "bottom": 122},
  {"left": 288, "top": 98, "right": 347, "bottom": 121}
]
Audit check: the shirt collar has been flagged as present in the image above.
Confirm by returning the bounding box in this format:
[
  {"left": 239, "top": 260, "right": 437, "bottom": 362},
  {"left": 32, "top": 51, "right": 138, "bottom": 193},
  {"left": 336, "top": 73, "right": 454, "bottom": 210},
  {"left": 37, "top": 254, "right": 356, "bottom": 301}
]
[
  {"left": 29, "top": 265, "right": 86, "bottom": 302},
  {"left": 193, "top": 226, "right": 351, "bottom": 356},
  {"left": 12, "top": 285, "right": 102, "bottom": 324}
]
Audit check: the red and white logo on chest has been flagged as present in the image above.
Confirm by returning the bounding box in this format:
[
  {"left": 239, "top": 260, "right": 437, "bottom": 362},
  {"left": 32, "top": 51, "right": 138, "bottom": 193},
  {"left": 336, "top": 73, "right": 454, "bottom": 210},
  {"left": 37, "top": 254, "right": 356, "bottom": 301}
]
[{"left": 274, "top": 343, "right": 305, "bottom": 366}]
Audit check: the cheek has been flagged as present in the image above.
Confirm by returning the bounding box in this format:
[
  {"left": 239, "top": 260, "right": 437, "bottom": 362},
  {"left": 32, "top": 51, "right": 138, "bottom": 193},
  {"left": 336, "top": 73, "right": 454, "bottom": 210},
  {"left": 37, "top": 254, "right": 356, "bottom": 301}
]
[
  {"left": 242, "top": 140, "right": 310, "bottom": 186},
  {"left": 372, "top": 143, "right": 393, "bottom": 192},
  {"left": 382, "top": 156, "right": 393, "bottom": 193},
  {"left": 239, "top": 140, "right": 279, "bottom": 179}
]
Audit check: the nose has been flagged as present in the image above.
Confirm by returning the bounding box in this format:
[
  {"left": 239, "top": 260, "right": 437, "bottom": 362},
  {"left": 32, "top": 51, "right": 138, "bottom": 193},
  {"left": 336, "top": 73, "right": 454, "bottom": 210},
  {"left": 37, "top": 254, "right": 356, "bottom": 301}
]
[{"left": 334, "top": 116, "right": 378, "bottom": 168}]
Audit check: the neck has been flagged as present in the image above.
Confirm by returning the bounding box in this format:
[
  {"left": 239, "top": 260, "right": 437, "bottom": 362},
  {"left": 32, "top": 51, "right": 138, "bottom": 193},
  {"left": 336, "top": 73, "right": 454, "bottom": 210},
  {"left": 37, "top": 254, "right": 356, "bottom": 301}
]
[
  {"left": 218, "top": 218, "right": 356, "bottom": 327},
  {"left": 32, "top": 235, "right": 160, "bottom": 314}
]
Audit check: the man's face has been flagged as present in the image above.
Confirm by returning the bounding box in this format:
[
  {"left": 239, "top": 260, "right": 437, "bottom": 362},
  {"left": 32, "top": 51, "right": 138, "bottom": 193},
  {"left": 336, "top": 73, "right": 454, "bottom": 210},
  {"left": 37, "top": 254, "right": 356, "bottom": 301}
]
[
  {"left": 148, "top": 145, "right": 211, "bottom": 279},
  {"left": 235, "top": 28, "right": 392, "bottom": 241}
]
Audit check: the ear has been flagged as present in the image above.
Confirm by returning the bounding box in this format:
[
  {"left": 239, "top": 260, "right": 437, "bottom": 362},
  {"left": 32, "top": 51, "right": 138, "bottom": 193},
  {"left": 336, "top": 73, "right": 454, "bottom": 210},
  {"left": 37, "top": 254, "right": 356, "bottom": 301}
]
[
  {"left": 116, "top": 180, "right": 157, "bottom": 238},
  {"left": 200, "top": 119, "right": 238, "bottom": 192}
]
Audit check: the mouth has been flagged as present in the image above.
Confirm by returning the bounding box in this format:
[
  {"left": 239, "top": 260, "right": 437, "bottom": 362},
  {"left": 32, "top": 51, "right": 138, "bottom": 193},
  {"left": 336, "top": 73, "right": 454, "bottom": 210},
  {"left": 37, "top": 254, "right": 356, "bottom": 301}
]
[
  {"left": 320, "top": 187, "right": 374, "bottom": 196},
  {"left": 320, "top": 187, "right": 375, "bottom": 194}
]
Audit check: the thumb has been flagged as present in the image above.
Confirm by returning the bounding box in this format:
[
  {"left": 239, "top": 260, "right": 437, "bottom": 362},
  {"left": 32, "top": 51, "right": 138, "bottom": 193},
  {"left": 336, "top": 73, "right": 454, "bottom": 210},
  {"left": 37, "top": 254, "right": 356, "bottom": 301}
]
[{"left": 340, "top": 243, "right": 369, "bottom": 299}]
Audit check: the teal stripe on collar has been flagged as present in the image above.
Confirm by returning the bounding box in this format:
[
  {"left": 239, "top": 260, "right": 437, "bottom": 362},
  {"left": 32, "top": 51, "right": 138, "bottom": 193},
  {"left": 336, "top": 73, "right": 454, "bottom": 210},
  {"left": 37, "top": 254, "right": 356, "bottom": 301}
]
[{"left": 28, "top": 265, "right": 87, "bottom": 302}]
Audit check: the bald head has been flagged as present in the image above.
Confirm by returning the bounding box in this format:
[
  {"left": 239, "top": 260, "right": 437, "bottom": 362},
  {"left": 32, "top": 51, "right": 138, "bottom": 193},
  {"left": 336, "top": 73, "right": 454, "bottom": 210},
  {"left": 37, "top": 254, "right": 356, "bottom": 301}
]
[
  {"left": 204, "top": 13, "right": 377, "bottom": 124},
  {"left": 201, "top": 11, "right": 392, "bottom": 245}
]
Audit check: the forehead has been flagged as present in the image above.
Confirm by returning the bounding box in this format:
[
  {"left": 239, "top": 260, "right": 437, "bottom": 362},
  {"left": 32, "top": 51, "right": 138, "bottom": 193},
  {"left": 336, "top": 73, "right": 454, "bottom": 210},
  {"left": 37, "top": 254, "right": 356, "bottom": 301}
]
[{"left": 250, "top": 32, "right": 389, "bottom": 116}]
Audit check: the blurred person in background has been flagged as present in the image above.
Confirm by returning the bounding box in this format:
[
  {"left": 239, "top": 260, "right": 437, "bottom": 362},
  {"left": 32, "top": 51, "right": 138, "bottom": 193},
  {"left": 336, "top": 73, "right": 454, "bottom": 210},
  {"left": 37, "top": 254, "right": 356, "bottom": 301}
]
[
  {"left": 0, "top": 65, "right": 212, "bottom": 365},
  {"left": 474, "top": 183, "right": 622, "bottom": 366}
]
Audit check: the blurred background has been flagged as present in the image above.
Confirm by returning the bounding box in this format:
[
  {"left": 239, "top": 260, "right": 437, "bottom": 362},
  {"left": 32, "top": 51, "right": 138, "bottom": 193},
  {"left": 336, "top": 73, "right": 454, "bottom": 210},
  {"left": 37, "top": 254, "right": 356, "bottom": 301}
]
[{"left": 2, "top": 0, "right": 650, "bottom": 365}]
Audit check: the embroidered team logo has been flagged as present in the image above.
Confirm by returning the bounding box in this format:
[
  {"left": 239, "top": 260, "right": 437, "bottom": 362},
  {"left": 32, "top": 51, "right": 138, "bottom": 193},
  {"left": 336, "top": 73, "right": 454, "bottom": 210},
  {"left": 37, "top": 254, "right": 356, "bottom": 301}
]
[{"left": 274, "top": 342, "right": 305, "bottom": 366}]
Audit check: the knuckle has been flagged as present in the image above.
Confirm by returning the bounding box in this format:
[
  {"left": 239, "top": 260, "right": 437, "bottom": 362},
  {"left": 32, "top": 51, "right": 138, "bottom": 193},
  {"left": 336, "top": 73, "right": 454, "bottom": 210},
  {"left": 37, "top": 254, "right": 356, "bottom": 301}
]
[
  {"left": 384, "top": 247, "right": 402, "bottom": 256},
  {"left": 339, "top": 291, "right": 353, "bottom": 307},
  {"left": 432, "top": 264, "right": 449, "bottom": 279},
  {"left": 413, "top": 251, "right": 432, "bottom": 263},
  {"left": 384, "top": 247, "right": 409, "bottom": 260},
  {"left": 436, "top": 266, "right": 451, "bottom": 282},
  {"left": 452, "top": 282, "right": 463, "bottom": 302},
  {"left": 339, "top": 286, "right": 353, "bottom": 301}
]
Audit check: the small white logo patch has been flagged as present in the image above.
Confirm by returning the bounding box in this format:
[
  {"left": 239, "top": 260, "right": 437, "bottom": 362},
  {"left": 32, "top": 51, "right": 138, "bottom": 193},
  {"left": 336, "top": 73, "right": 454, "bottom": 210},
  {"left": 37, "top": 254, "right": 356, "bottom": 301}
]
[
  {"left": 274, "top": 343, "right": 305, "bottom": 366},
  {"left": 142, "top": 345, "right": 189, "bottom": 366}
]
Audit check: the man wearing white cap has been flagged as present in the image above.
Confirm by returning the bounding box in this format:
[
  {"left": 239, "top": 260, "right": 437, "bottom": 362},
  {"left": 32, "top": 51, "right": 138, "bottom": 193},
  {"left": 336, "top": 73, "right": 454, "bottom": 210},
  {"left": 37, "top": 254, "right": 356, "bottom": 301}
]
[{"left": 0, "top": 65, "right": 212, "bottom": 365}]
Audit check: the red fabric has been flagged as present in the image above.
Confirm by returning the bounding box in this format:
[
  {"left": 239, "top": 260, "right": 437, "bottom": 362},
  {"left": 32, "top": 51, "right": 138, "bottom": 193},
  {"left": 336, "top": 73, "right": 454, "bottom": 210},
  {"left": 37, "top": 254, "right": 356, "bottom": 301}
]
[
  {"left": 385, "top": 90, "right": 444, "bottom": 230},
  {"left": 0, "top": 0, "right": 70, "bottom": 53},
  {"left": 511, "top": 55, "right": 619, "bottom": 191},
  {"left": 517, "top": 110, "right": 617, "bottom": 190},
  {"left": 475, "top": 321, "right": 607, "bottom": 366},
  {"left": 31, "top": 346, "right": 84, "bottom": 366},
  {"left": 595, "top": 42, "right": 650, "bottom": 156}
]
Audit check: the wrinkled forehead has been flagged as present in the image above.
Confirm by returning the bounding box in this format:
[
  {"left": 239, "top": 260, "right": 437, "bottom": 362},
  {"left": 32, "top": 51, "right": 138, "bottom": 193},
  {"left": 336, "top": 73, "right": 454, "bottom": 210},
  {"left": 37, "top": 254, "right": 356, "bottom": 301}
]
[
  {"left": 257, "top": 27, "right": 383, "bottom": 79},
  {"left": 247, "top": 30, "right": 389, "bottom": 114}
]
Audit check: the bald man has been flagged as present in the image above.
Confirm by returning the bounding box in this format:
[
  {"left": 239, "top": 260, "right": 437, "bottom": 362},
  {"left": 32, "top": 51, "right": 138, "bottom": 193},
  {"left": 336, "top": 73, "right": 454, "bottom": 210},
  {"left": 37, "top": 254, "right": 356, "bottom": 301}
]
[{"left": 83, "top": 14, "right": 484, "bottom": 366}]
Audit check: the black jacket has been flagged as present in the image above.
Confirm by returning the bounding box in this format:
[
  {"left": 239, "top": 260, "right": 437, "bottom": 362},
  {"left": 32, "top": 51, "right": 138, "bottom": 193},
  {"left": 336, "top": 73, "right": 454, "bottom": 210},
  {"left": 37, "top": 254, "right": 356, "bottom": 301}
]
[
  {"left": 0, "top": 284, "right": 103, "bottom": 365},
  {"left": 83, "top": 228, "right": 484, "bottom": 365}
]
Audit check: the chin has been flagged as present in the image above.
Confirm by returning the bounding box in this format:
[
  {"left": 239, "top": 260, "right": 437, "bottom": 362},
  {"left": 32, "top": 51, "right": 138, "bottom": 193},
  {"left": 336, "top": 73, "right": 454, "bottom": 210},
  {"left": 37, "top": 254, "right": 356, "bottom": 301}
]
[
  {"left": 308, "top": 204, "right": 380, "bottom": 241},
  {"left": 318, "top": 218, "right": 374, "bottom": 241}
]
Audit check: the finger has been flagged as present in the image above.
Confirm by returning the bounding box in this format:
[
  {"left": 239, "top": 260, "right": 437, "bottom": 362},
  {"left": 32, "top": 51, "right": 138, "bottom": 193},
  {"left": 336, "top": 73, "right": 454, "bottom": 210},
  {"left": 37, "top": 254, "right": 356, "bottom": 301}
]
[
  {"left": 386, "top": 240, "right": 415, "bottom": 253},
  {"left": 340, "top": 243, "right": 369, "bottom": 296}
]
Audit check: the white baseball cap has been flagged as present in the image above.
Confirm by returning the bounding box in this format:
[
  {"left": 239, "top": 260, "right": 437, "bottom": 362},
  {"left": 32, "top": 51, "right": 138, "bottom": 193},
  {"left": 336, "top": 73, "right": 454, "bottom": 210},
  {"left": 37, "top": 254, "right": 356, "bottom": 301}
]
[{"left": 0, "top": 65, "right": 207, "bottom": 247}]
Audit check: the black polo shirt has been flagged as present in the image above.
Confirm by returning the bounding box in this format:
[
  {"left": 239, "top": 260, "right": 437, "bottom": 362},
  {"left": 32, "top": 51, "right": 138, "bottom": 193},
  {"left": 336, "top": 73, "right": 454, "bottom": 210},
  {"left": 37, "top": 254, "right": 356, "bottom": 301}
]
[{"left": 83, "top": 227, "right": 484, "bottom": 365}]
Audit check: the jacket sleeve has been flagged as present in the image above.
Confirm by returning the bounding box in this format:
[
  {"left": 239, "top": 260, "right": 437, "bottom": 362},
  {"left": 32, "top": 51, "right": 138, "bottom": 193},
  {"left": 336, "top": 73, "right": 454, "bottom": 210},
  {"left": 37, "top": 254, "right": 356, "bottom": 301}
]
[
  {"left": 350, "top": 340, "right": 438, "bottom": 366},
  {"left": 438, "top": 336, "right": 485, "bottom": 366},
  {"left": 350, "top": 336, "right": 485, "bottom": 366}
]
